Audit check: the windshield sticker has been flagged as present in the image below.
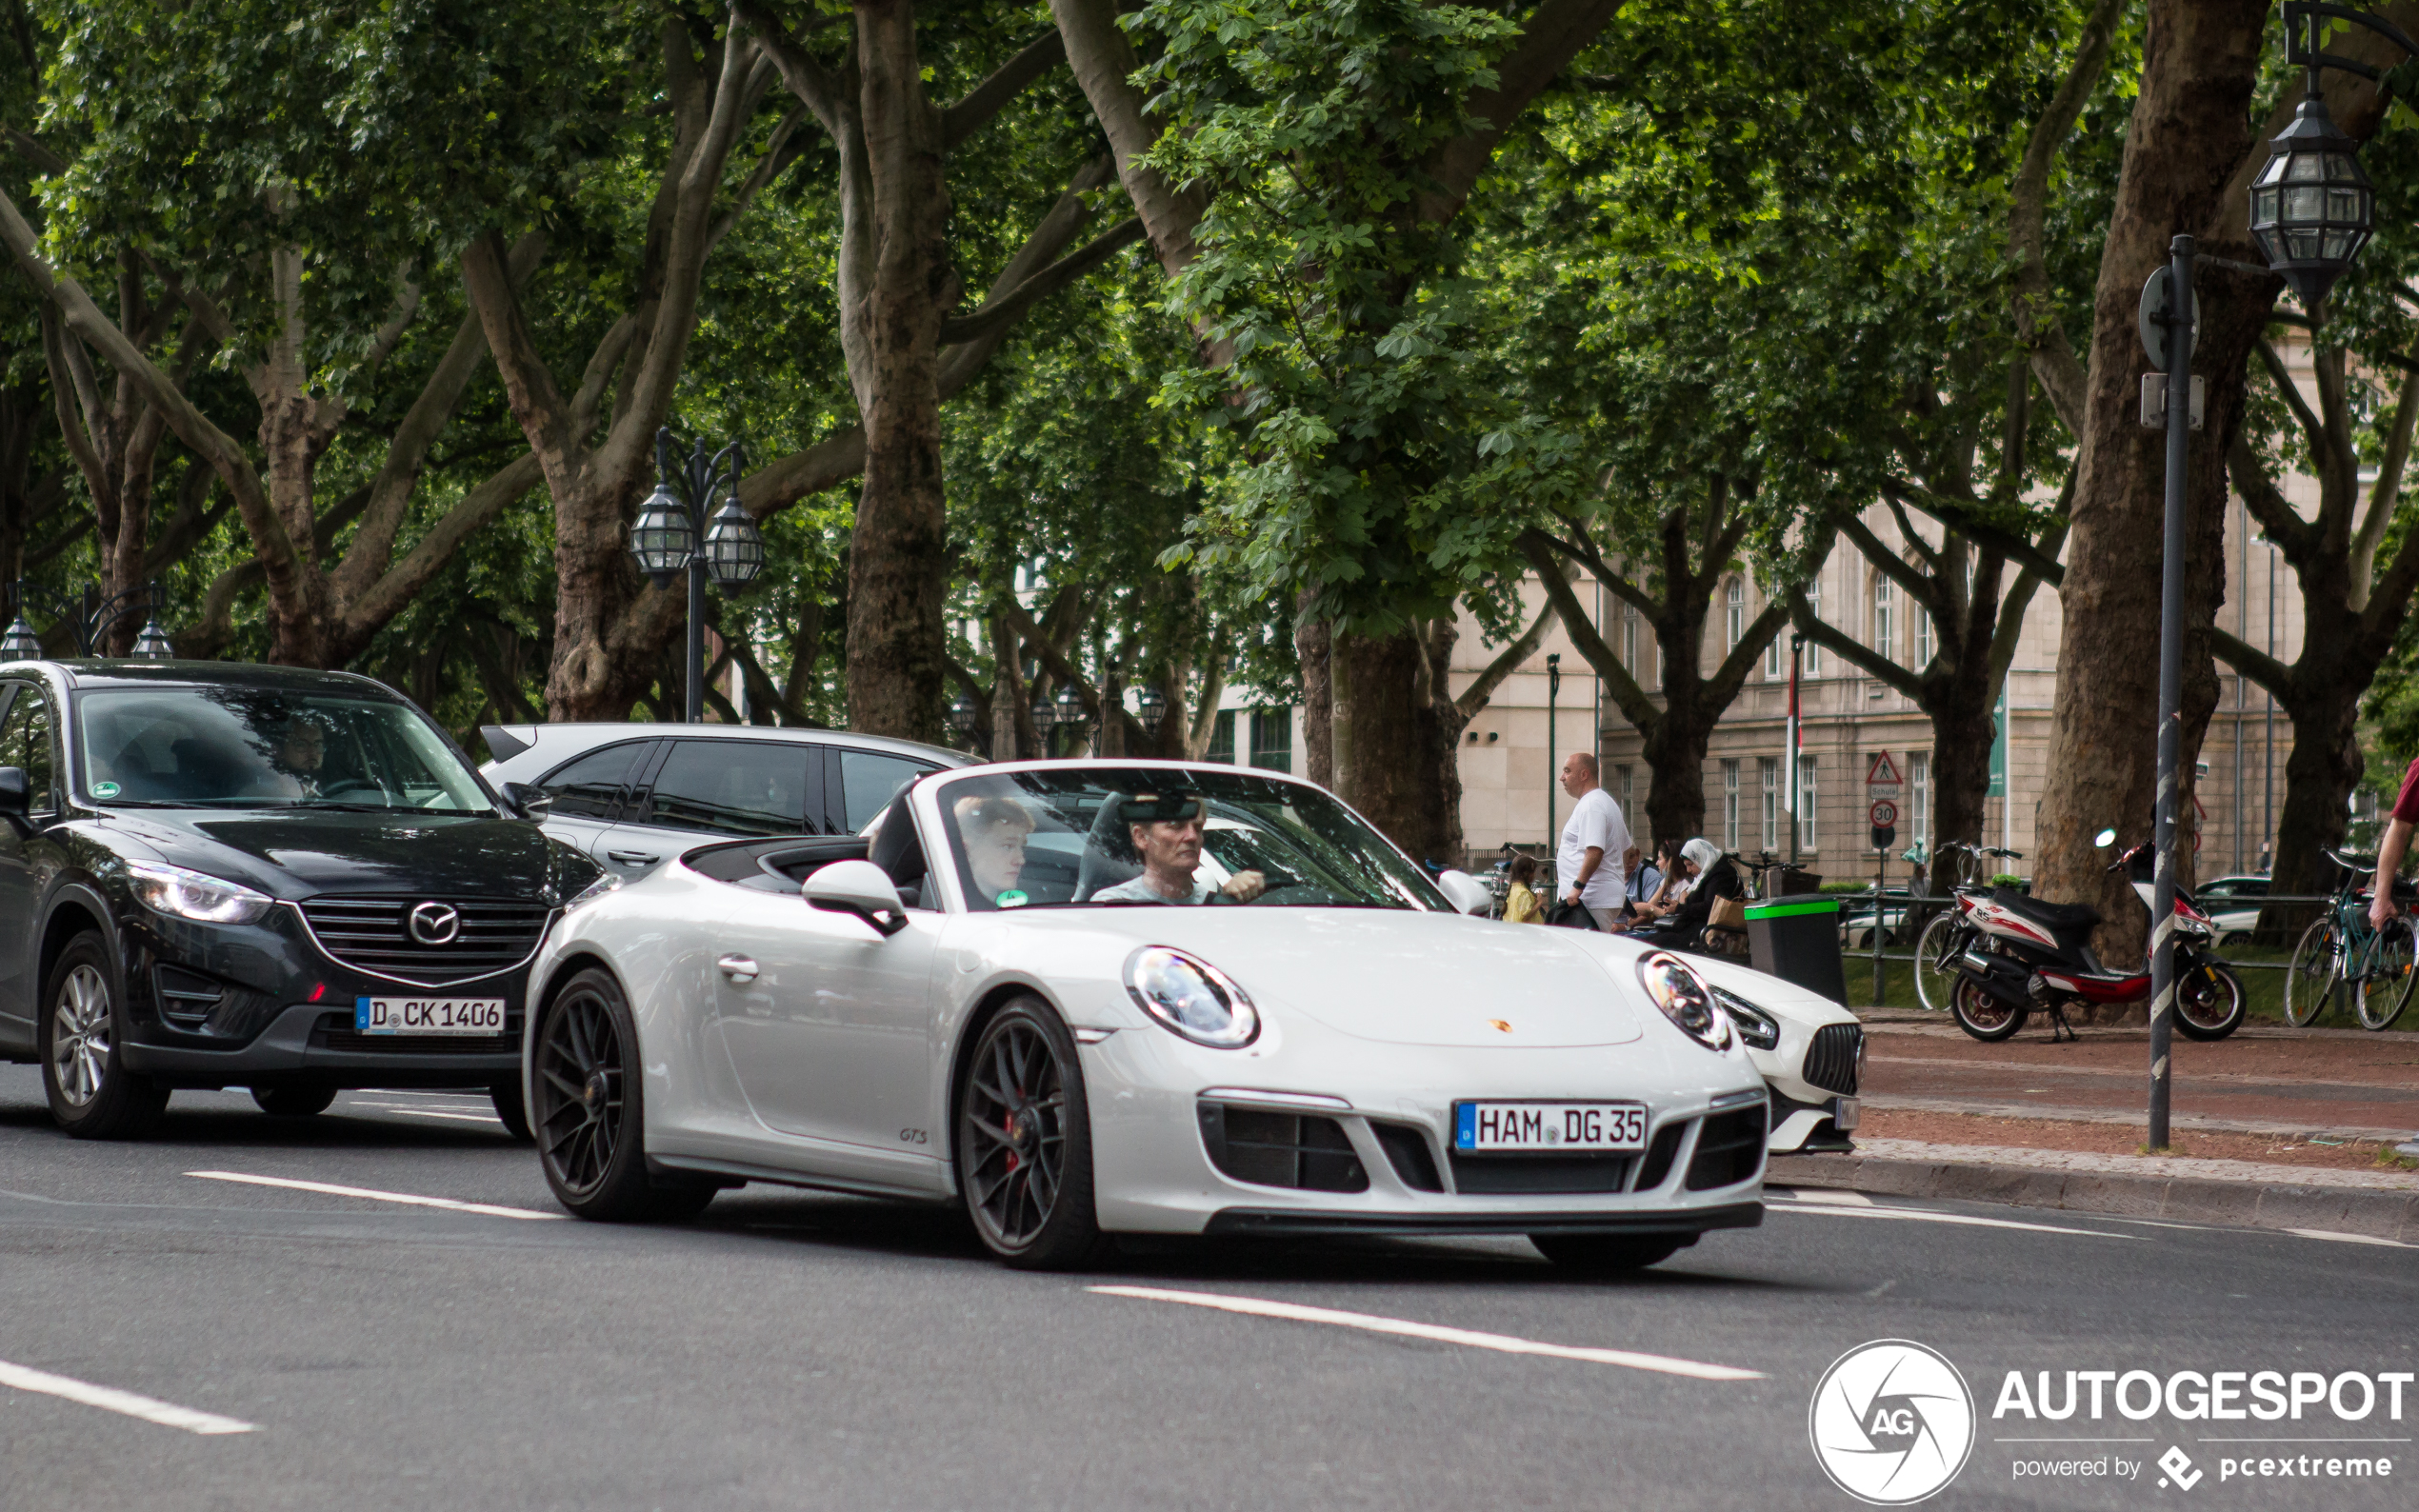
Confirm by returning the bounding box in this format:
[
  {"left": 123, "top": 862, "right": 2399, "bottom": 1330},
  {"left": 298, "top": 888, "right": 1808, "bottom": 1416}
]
[
  {"left": 90, "top": 781, "right": 120, "bottom": 798},
  {"left": 995, "top": 889, "right": 1030, "bottom": 908}
]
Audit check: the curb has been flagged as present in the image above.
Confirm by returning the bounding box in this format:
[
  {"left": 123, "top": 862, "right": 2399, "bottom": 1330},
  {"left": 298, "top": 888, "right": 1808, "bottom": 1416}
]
[{"left": 1769, "top": 1152, "right": 2419, "bottom": 1243}]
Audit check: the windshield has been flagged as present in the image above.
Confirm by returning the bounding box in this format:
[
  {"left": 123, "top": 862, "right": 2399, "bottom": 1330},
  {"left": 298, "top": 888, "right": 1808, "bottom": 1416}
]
[
  {"left": 934, "top": 766, "right": 1449, "bottom": 912},
  {"left": 75, "top": 686, "right": 492, "bottom": 812}
]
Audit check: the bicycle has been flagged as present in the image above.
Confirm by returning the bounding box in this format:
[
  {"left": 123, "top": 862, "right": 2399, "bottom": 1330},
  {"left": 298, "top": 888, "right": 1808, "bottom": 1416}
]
[
  {"left": 1912, "top": 841, "right": 2025, "bottom": 1013},
  {"left": 2284, "top": 848, "right": 2418, "bottom": 1031}
]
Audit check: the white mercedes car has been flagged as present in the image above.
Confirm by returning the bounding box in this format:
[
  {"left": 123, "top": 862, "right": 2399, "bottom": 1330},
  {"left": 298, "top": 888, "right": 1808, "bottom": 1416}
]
[{"left": 520, "top": 760, "right": 1769, "bottom": 1270}]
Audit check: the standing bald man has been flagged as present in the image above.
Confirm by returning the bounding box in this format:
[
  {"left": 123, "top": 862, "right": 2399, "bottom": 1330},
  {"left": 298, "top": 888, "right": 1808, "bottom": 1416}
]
[{"left": 1555, "top": 750, "right": 1632, "bottom": 930}]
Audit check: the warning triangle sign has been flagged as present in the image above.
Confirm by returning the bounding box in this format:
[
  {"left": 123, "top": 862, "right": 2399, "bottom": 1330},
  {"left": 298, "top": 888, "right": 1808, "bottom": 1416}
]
[{"left": 1865, "top": 751, "right": 1904, "bottom": 787}]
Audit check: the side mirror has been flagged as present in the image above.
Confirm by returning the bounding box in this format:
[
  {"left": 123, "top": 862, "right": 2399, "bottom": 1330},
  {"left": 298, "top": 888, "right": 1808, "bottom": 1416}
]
[
  {"left": 2092, "top": 827, "right": 2118, "bottom": 848},
  {"left": 1434, "top": 869, "right": 1492, "bottom": 916},
  {"left": 499, "top": 781, "right": 552, "bottom": 821},
  {"left": 802, "top": 859, "right": 910, "bottom": 937},
  {"left": 0, "top": 767, "right": 25, "bottom": 819}
]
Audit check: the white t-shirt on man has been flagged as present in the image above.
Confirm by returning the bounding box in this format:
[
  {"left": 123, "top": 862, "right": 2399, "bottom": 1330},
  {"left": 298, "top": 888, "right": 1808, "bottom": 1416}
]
[{"left": 1556, "top": 786, "right": 1631, "bottom": 909}]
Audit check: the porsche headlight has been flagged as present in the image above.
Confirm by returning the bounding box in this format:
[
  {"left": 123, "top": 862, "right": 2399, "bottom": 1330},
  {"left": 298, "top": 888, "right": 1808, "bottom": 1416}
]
[
  {"left": 1711, "top": 985, "right": 1780, "bottom": 1051},
  {"left": 1637, "top": 951, "right": 1732, "bottom": 1052},
  {"left": 1125, "top": 945, "right": 1259, "bottom": 1049},
  {"left": 563, "top": 871, "right": 620, "bottom": 913},
  {"left": 125, "top": 861, "right": 272, "bottom": 925}
]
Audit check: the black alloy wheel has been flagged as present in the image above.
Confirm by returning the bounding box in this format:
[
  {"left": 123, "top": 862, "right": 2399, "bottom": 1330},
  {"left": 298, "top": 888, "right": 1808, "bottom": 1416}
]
[
  {"left": 1529, "top": 1234, "right": 1689, "bottom": 1273},
  {"left": 956, "top": 997, "right": 1108, "bottom": 1269},
  {"left": 489, "top": 1080, "right": 533, "bottom": 1142},
  {"left": 531, "top": 968, "right": 712, "bottom": 1221},
  {"left": 1949, "top": 975, "right": 2027, "bottom": 1043},
  {"left": 2173, "top": 961, "right": 2247, "bottom": 1042},
  {"left": 39, "top": 931, "right": 169, "bottom": 1139},
  {"left": 252, "top": 1085, "right": 338, "bottom": 1117}
]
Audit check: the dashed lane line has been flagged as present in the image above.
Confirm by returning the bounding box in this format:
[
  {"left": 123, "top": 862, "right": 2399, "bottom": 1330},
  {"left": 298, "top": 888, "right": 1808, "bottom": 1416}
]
[
  {"left": 1088, "top": 1285, "right": 1763, "bottom": 1381},
  {"left": 0, "top": 1359, "right": 256, "bottom": 1436},
  {"left": 185, "top": 1171, "right": 562, "bottom": 1221}
]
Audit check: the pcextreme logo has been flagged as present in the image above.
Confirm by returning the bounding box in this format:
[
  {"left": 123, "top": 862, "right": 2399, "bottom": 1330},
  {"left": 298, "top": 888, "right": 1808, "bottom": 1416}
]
[{"left": 1809, "top": 1340, "right": 1977, "bottom": 1505}]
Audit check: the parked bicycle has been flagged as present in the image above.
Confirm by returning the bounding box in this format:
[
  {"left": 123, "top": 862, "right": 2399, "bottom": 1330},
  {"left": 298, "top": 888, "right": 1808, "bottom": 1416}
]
[
  {"left": 1912, "top": 841, "right": 2025, "bottom": 1013},
  {"left": 2284, "top": 848, "right": 2417, "bottom": 1031}
]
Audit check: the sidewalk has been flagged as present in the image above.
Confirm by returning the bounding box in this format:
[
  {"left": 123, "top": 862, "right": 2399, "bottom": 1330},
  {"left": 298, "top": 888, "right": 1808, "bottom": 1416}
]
[{"left": 1777, "top": 1013, "right": 2419, "bottom": 1241}]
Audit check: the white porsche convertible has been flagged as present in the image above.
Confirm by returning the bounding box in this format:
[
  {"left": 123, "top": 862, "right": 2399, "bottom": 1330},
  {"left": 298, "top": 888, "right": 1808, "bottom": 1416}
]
[{"left": 521, "top": 760, "right": 1769, "bottom": 1270}]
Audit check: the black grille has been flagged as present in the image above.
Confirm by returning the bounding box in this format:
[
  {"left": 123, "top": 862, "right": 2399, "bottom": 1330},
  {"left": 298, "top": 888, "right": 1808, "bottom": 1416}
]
[
  {"left": 1197, "top": 1104, "right": 1368, "bottom": 1192},
  {"left": 298, "top": 897, "right": 550, "bottom": 985},
  {"left": 314, "top": 1009, "right": 520, "bottom": 1055},
  {"left": 1804, "top": 1023, "right": 1863, "bottom": 1096},
  {"left": 1449, "top": 1152, "right": 1634, "bottom": 1194},
  {"left": 1684, "top": 1104, "right": 1768, "bottom": 1191},
  {"left": 1371, "top": 1123, "right": 1443, "bottom": 1192},
  {"left": 1633, "top": 1122, "right": 1687, "bottom": 1191}
]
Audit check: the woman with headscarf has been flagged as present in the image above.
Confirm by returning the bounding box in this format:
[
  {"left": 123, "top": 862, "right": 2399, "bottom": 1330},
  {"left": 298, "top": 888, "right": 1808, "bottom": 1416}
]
[{"left": 1632, "top": 839, "right": 1742, "bottom": 947}]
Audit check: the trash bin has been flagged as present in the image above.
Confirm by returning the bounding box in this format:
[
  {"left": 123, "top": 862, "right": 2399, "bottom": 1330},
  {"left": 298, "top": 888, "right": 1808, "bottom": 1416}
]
[{"left": 1746, "top": 896, "right": 1846, "bottom": 1004}]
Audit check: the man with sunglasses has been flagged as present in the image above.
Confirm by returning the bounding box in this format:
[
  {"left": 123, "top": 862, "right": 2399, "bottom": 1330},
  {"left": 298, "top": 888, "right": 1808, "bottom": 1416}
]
[{"left": 1092, "top": 789, "right": 1268, "bottom": 904}]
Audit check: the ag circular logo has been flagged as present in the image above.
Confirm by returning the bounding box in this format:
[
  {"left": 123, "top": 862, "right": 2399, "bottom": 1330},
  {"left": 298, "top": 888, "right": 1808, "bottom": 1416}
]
[{"left": 1809, "top": 1339, "right": 1975, "bottom": 1505}]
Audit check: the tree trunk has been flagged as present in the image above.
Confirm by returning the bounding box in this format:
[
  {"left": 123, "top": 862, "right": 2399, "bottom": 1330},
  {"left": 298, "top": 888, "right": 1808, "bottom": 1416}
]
[
  {"left": 1638, "top": 707, "right": 1710, "bottom": 846},
  {"left": 842, "top": 0, "right": 951, "bottom": 741},
  {"left": 1331, "top": 629, "right": 1434, "bottom": 858},
  {"left": 1296, "top": 597, "right": 1333, "bottom": 789},
  {"left": 2032, "top": 0, "right": 2267, "bottom": 960},
  {"left": 1928, "top": 686, "right": 1996, "bottom": 858}
]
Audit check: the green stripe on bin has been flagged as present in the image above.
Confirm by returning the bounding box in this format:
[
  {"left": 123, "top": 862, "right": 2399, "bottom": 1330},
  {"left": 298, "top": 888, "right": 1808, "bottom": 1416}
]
[{"left": 1743, "top": 898, "right": 1839, "bottom": 920}]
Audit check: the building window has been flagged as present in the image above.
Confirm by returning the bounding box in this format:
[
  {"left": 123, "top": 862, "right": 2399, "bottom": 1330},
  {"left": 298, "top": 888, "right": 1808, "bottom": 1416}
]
[
  {"left": 1915, "top": 607, "right": 1934, "bottom": 667},
  {"left": 1206, "top": 709, "right": 1235, "bottom": 763},
  {"left": 1910, "top": 751, "right": 1930, "bottom": 849},
  {"left": 1798, "top": 754, "right": 1819, "bottom": 850},
  {"left": 1765, "top": 618, "right": 1782, "bottom": 679},
  {"left": 1803, "top": 577, "right": 1824, "bottom": 675},
  {"left": 1760, "top": 758, "right": 1779, "bottom": 849},
  {"left": 1722, "top": 759, "right": 1740, "bottom": 850},
  {"left": 1726, "top": 578, "right": 1746, "bottom": 650},
  {"left": 1622, "top": 604, "right": 1639, "bottom": 676},
  {"left": 1872, "top": 577, "right": 1895, "bottom": 663},
  {"left": 1615, "top": 764, "right": 1635, "bottom": 819},
  {"left": 1248, "top": 707, "right": 1292, "bottom": 772}
]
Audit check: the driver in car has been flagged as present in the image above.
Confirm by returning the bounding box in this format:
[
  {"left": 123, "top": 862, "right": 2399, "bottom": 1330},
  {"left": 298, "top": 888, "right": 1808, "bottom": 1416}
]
[
  {"left": 270, "top": 714, "right": 329, "bottom": 799},
  {"left": 1092, "top": 790, "right": 1267, "bottom": 905}
]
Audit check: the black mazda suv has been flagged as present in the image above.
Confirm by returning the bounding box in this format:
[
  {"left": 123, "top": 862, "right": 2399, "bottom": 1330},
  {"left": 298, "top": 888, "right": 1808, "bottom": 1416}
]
[{"left": 0, "top": 659, "right": 602, "bottom": 1139}]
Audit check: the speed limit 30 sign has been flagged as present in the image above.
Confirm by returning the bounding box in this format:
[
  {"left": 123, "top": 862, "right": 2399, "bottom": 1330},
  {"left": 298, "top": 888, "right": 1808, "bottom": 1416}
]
[{"left": 1868, "top": 799, "right": 1898, "bottom": 828}]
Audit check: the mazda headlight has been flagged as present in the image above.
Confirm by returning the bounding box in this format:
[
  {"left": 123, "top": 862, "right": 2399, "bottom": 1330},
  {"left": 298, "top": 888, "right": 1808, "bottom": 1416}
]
[
  {"left": 1125, "top": 945, "right": 1259, "bottom": 1048},
  {"left": 563, "top": 871, "right": 620, "bottom": 913},
  {"left": 1637, "top": 951, "right": 1732, "bottom": 1051},
  {"left": 1711, "top": 985, "right": 1780, "bottom": 1050},
  {"left": 125, "top": 861, "right": 272, "bottom": 925}
]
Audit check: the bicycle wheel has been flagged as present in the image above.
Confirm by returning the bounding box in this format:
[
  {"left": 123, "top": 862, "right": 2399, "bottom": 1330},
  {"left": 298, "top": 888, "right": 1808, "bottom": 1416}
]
[
  {"left": 2355, "top": 917, "right": 2418, "bottom": 1031},
  {"left": 2284, "top": 917, "right": 2346, "bottom": 1028},
  {"left": 1914, "top": 912, "right": 1966, "bottom": 1013}
]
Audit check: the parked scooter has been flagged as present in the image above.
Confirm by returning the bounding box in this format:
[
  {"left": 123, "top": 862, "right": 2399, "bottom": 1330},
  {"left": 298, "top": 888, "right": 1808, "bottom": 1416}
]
[{"left": 1944, "top": 827, "right": 2246, "bottom": 1044}]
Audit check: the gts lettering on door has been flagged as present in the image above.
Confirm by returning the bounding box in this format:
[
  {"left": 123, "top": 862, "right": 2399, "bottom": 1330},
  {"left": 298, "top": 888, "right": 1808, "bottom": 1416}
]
[{"left": 898, "top": 1127, "right": 929, "bottom": 1145}]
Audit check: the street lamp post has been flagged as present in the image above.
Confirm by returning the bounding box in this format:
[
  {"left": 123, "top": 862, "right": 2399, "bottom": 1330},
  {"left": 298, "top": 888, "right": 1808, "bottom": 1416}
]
[
  {"left": 1135, "top": 684, "right": 1168, "bottom": 754},
  {"left": 1, "top": 580, "right": 175, "bottom": 661},
  {"left": 1546, "top": 652, "right": 1561, "bottom": 856},
  {"left": 630, "top": 428, "right": 766, "bottom": 724}
]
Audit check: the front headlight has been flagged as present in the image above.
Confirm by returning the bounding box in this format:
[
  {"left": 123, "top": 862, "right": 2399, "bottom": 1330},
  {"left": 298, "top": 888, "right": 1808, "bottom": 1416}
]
[
  {"left": 1711, "top": 985, "right": 1780, "bottom": 1050},
  {"left": 125, "top": 861, "right": 273, "bottom": 925},
  {"left": 1124, "top": 945, "right": 1259, "bottom": 1048},
  {"left": 563, "top": 871, "right": 620, "bottom": 913},
  {"left": 1637, "top": 951, "right": 1732, "bottom": 1052}
]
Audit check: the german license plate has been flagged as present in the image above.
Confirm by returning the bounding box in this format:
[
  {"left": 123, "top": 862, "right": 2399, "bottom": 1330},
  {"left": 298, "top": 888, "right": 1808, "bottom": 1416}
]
[
  {"left": 1833, "top": 1096, "right": 1860, "bottom": 1131},
  {"left": 1454, "top": 1102, "right": 1646, "bottom": 1153},
  {"left": 354, "top": 997, "right": 506, "bottom": 1036}
]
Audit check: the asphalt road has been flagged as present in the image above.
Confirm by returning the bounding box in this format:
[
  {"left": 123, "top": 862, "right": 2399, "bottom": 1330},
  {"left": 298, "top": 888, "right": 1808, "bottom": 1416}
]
[{"left": 2, "top": 1064, "right": 2415, "bottom": 1512}]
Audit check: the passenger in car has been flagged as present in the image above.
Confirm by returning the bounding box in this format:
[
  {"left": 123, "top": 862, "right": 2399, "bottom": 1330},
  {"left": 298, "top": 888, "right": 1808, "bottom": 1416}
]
[
  {"left": 956, "top": 794, "right": 1036, "bottom": 903},
  {"left": 1090, "top": 790, "right": 1268, "bottom": 905}
]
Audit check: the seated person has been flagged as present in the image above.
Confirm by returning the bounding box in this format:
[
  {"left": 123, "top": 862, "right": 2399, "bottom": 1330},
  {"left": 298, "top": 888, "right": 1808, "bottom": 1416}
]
[
  {"left": 268, "top": 715, "right": 330, "bottom": 799},
  {"left": 1502, "top": 853, "right": 1545, "bottom": 924},
  {"left": 1619, "top": 842, "right": 1668, "bottom": 926},
  {"left": 1618, "top": 839, "right": 1689, "bottom": 931},
  {"left": 1634, "top": 839, "right": 1743, "bottom": 945},
  {"left": 956, "top": 793, "right": 1036, "bottom": 903},
  {"left": 1090, "top": 790, "right": 1268, "bottom": 905}
]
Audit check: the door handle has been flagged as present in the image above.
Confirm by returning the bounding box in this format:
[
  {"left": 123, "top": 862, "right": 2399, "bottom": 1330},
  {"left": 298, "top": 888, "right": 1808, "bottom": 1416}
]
[
  {"left": 607, "top": 849, "right": 660, "bottom": 866},
  {"left": 717, "top": 954, "right": 760, "bottom": 984}
]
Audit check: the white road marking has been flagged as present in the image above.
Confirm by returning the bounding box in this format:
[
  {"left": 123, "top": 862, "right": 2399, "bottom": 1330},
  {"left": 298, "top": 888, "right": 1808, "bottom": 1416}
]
[
  {"left": 2285, "top": 1228, "right": 2414, "bottom": 1248},
  {"left": 1089, "top": 1285, "right": 1762, "bottom": 1381},
  {"left": 0, "top": 1359, "right": 256, "bottom": 1436},
  {"left": 1767, "top": 1201, "right": 2142, "bottom": 1239},
  {"left": 348, "top": 1104, "right": 504, "bottom": 1124},
  {"left": 185, "top": 1171, "right": 561, "bottom": 1221},
  {"left": 1770, "top": 1187, "right": 1871, "bottom": 1205}
]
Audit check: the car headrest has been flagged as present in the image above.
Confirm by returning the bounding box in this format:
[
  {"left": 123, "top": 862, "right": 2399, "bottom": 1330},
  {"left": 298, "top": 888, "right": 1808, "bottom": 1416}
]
[
  {"left": 867, "top": 786, "right": 928, "bottom": 889},
  {"left": 1074, "top": 793, "right": 1143, "bottom": 902}
]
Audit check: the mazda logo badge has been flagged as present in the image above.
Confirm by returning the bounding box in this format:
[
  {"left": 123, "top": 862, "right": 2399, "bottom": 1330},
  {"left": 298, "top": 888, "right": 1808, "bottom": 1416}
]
[{"left": 408, "top": 902, "right": 461, "bottom": 945}]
